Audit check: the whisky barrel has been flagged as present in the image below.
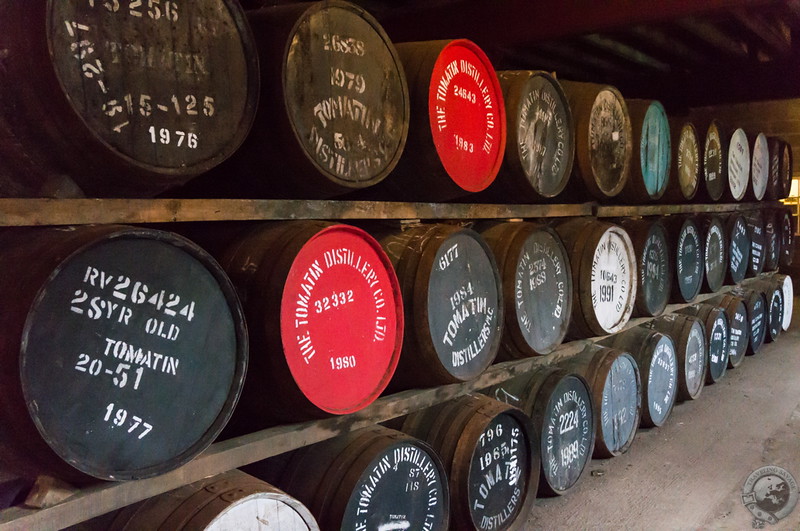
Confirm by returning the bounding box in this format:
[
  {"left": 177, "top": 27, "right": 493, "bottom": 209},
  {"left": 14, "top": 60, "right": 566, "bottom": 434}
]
[
  {"left": 698, "top": 215, "right": 727, "bottom": 293},
  {"left": 744, "top": 210, "right": 766, "bottom": 277},
  {"left": 619, "top": 218, "right": 671, "bottom": 317},
  {"left": 262, "top": 426, "right": 450, "bottom": 530},
  {"left": 748, "top": 132, "right": 770, "bottom": 201},
  {"left": 560, "top": 344, "right": 641, "bottom": 458},
  {"left": 730, "top": 288, "right": 767, "bottom": 356},
  {"left": 779, "top": 140, "right": 794, "bottom": 199},
  {"left": 0, "top": 226, "right": 247, "bottom": 482},
  {"left": 617, "top": 100, "right": 670, "bottom": 202},
  {"left": 377, "top": 39, "right": 505, "bottom": 201},
  {"left": 661, "top": 120, "right": 700, "bottom": 203},
  {"left": 774, "top": 274, "right": 794, "bottom": 331},
  {"left": 479, "top": 222, "right": 572, "bottom": 358},
  {"left": 676, "top": 304, "right": 729, "bottom": 384},
  {"left": 0, "top": 1, "right": 259, "bottom": 197},
  {"left": 646, "top": 314, "right": 706, "bottom": 402},
  {"left": 483, "top": 70, "right": 574, "bottom": 202},
  {"left": 749, "top": 279, "right": 784, "bottom": 343},
  {"left": 377, "top": 224, "right": 502, "bottom": 389},
  {"left": 763, "top": 210, "right": 780, "bottom": 272},
  {"left": 663, "top": 215, "right": 704, "bottom": 303},
  {"left": 486, "top": 368, "right": 594, "bottom": 496},
  {"left": 217, "top": 221, "right": 403, "bottom": 426},
  {"left": 400, "top": 394, "right": 538, "bottom": 531},
  {"left": 601, "top": 327, "right": 677, "bottom": 428},
  {"left": 89, "top": 470, "right": 319, "bottom": 530},
  {"left": 555, "top": 219, "right": 637, "bottom": 338},
  {"left": 766, "top": 137, "right": 783, "bottom": 201},
  {"left": 215, "top": 1, "right": 409, "bottom": 198},
  {"left": 708, "top": 294, "right": 749, "bottom": 369},
  {"left": 727, "top": 128, "right": 751, "bottom": 202},
  {"left": 701, "top": 120, "right": 728, "bottom": 202},
  {"left": 726, "top": 213, "right": 751, "bottom": 285},
  {"left": 559, "top": 80, "right": 632, "bottom": 200},
  {"left": 779, "top": 208, "right": 795, "bottom": 269}
]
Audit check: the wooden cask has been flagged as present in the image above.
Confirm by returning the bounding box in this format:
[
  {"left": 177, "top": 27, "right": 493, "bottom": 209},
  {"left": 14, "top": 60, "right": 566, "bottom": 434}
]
[
  {"left": 263, "top": 426, "right": 450, "bottom": 530},
  {"left": 774, "top": 274, "right": 794, "bottom": 331},
  {"left": 725, "top": 213, "right": 751, "bottom": 285},
  {"left": 484, "top": 71, "right": 574, "bottom": 202},
  {"left": 646, "top": 314, "right": 706, "bottom": 402},
  {"left": 618, "top": 100, "right": 671, "bottom": 202},
  {"left": 744, "top": 210, "right": 766, "bottom": 277},
  {"left": 400, "top": 394, "right": 538, "bottom": 531},
  {"left": 779, "top": 208, "right": 795, "bottom": 269},
  {"left": 619, "top": 218, "right": 671, "bottom": 317},
  {"left": 379, "top": 39, "right": 505, "bottom": 201},
  {"left": 698, "top": 215, "right": 727, "bottom": 293},
  {"left": 779, "top": 140, "right": 794, "bottom": 199},
  {"left": 486, "top": 368, "right": 594, "bottom": 497},
  {"left": 701, "top": 120, "right": 728, "bottom": 202},
  {"left": 748, "top": 132, "right": 770, "bottom": 201},
  {"left": 676, "top": 304, "right": 729, "bottom": 384},
  {"left": 663, "top": 215, "right": 704, "bottom": 303},
  {"left": 661, "top": 120, "right": 700, "bottom": 203},
  {"left": 378, "top": 224, "right": 502, "bottom": 388},
  {"left": 220, "top": 1, "right": 409, "bottom": 198},
  {"left": 749, "top": 279, "right": 784, "bottom": 343},
  {"left": 559, "top": 80, "right": 632, "bottom": 200},
  {"left": 92, "top": 470, "right": 319, "bottom": 530},
  {"left": 763, "top": 209, "right": 781, "bottom": 272},
  {"left": 601, "top": 327, "right": 677, "bottom": 428},
  {"left": 0, "top": 1, "right": 259, "bottom": 197},
  {"left": 218, "top": 221, "right": 403, "bottom": 426},
  {"left": 766, "top": 137, "right": 783, "bottom": 201},
  {"left": 555, "top": 218, "right": 637, "bottom": 338},
  {"left": 727, "top": 128, "right": 750, "bottom": 202},
  {"left": 480, "top": 222, "right": 572, "bottom": 358},
  {"left": 560, "top": 344, "right": 641, "bottom": 458},
  {"left": 708, "top": 294, "right": 749, "bottom": 369},
  {"left": 730, "top": 288, "right": 767, "bottom": 356},
  {"left": 0, "top": 226, "right": 247, "bottom": 482}
]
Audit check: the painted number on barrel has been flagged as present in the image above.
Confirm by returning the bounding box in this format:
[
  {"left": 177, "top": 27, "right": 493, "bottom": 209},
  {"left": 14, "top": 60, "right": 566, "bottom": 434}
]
[
  {"left": 330, "top": 68, "right": 366, "bottom": 94},
  {"left": 103, "top": 94, "right": 215, "bottom": 119},
  {"left": 148, "top": 127, "right": 198, "bottom": 148},
  {"left": 75, "top": 354, "right": 145, "bottom": 389},
  {"left": 315, "top": 290, "right": 354, "bottom": 314},
  {"left": 560, "top": 440, "right": 579, "bottom": 467},
  {"left": 329, "top": 355, "right": 357, "bottom": 370},
  {"left": 559, "top": 410, "right": 579, "bottom": 434},
  {"left": 599, "top": 284, "right": 614, "bottom": 303},
  {"left": 85, "top": 0, "right": 180, "bottom": 22},
  {"left": 103, "top": 403, "right": 153, "bottom": 439},
  {"left": 454, "top": 133, "right": 475, "bottom": 153},
  {"left": 322, "top": 34, "right": 365, "bottom": 56}
]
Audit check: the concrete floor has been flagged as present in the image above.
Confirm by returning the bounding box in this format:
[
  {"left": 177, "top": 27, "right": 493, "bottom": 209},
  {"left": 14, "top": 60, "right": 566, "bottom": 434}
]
[{"left": 525, "top": 298, "right": 800, "bottom": 531}]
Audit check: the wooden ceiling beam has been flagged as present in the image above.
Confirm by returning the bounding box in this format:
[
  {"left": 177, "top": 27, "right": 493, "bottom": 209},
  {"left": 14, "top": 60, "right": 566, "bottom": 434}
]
[
  {"left": 674, "top": 17, "right": 750, "bottom": 58},
  {"left": 580, "top": 33, "right": 671, "bottom": 72},
  {"left": 733, "top": 9, "right": 792, "bottom": 56},
  {"left": 374, "top": 0, "right": 777, "bottom": 48},
  {"left": 624, "top": 25, "right": 712, "bottom": 66}
]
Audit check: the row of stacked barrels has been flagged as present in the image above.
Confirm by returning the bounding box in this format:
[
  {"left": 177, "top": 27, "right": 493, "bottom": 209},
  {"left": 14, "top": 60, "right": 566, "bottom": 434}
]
[
  {"left": 0, "top": 204, "right": 794, "bottom": 528},
  {"left": 0, "top": 1, "right": 793, "bottom": 202}
]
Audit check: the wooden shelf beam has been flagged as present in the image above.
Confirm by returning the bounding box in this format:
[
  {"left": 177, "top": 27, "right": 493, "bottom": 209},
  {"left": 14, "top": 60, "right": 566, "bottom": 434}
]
[{"left": 0, "top": 199, "right": 784, "bottom": 227}]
